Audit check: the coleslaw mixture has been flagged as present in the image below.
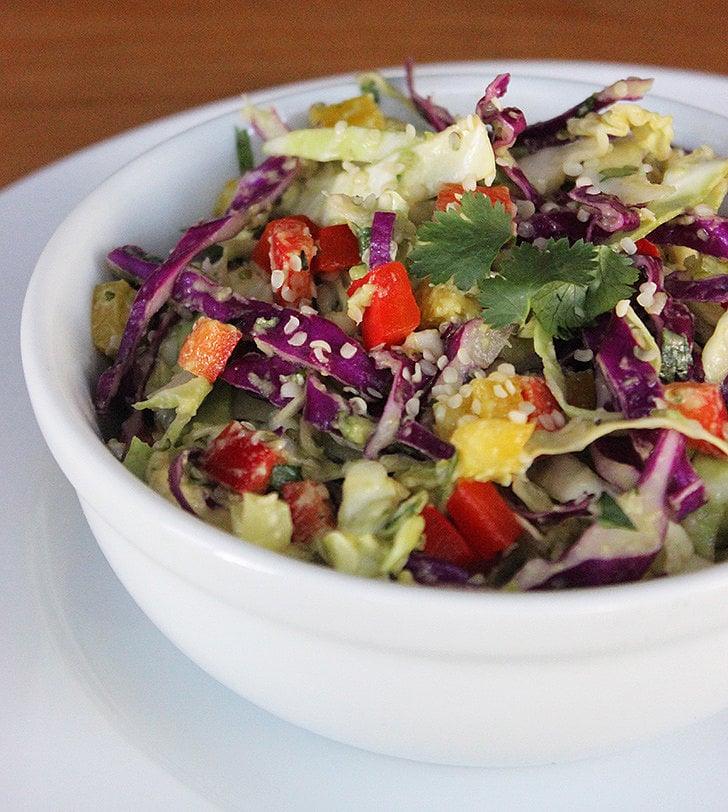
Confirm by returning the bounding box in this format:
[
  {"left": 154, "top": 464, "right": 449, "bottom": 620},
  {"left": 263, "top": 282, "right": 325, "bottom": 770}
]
[{"left": 91, "top": 64, "right": 728, "bottom": 589}]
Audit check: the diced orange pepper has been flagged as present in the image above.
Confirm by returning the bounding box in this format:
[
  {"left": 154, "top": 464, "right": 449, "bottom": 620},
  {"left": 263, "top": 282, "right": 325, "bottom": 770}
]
[{"left": 177, "top": 316, "right": 242, "bottom": 382}]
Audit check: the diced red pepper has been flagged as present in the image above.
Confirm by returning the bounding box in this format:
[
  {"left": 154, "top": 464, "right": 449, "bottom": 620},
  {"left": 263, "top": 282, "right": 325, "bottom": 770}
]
[
  {"left": 311, "top": 223, "right": 361, "bottom": 274},
  {"left": 446, "top": 479, "right": 522, "bottom": 562},
  {"left": 516, "top": 375, "right": 564, "bottom": 431},
  {"left": 635, "top": 238, "right": 660, "bottom": 258},
  {"left": 435, "top": 182, "right": 517, "bottom": 219},
  {"left": 420, "top": 503, "right": 479, "bottom": 568},
  {"left": 177, "top": 316, "right": 242, "bottom": 382},
  {"left": 252, "top": 216, "right": 318, "bottom": 307},
  {"left": 663, "top": 381, "right": 728, "bottom": 456},
  {"left": 347, "top": 260, "right": 420, "bottom": 350},
  {"left": 201, "top": 421, "right": 283, "bottom": 494},
  {"left": 281, "top": 480, "right": 336, "bottom": 544}
]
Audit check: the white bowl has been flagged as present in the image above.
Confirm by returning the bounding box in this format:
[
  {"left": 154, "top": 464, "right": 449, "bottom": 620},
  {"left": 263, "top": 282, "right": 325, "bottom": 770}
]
[{"left": 20, "top": 63, "right": 728, "bottom": 766}]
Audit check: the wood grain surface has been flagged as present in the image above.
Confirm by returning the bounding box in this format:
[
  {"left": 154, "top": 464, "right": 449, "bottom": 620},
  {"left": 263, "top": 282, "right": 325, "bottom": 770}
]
[{"left": 2, "top": 0, "right": 727, "bottom": 190}]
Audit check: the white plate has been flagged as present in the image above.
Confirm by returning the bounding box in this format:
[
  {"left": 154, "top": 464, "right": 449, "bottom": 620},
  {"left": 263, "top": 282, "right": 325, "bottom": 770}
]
[{"left": 5, "top": 61, "right": 728, "bottom": 809}]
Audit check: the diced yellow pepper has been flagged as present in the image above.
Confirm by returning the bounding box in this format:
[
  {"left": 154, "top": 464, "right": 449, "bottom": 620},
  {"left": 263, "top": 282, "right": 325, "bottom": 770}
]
[
  {"left": 91, "top": 279, "right": 136, "bottom": 358},
  {"left": 450, "top": 417, "right": 535, "bottom": 485},
  {"left": 434, "top": 374, "right": 524, "bottom": 438},
  {"left": 415, "top": 280, "right": 480, "bottom": 329},
  {"left": 308, "top": 94, "right": 386, "bottom": 129}
]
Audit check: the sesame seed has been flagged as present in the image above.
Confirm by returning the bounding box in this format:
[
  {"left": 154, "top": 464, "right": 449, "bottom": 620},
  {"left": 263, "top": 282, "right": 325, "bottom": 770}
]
[
  {"left": 634, "top": 345, "right": 660, "bottom": 363},
  {"left": 504, "top": 378, "right": 517, "bottom": 396},
  {"left": 350, "top": 397, "right": 367, "bottom": 415},
  {"left": 619, "top": 237, "right": 638, "bottom": 255},
  {"left": 615, "top": 299, "right": 630, "bottom": 318},
  {"left": 283, "top": 315, "right": 300, "bottom": 335},
  {"left": 280, "top": 380, "right": 303, "bottom": 399},
  {"left": 456, "top": 346, "right": 472, "bottom": 365},
  {"left": 280, "top": 285, "right": 296, "bottom": 303},
  {"left": 576, "top": 207, "right": 591, "bottom": 223},
  {"left": 646, "top": 292, "right": 667, "bottom": 315},
  {"left": 551, "top": 410, "right": 566, "bottom": 428},
  {"left": 270, "top": 270, "right": 285, "bottom": 290},
  {"left": 573, "top": 348, "right": 593, "bottom": 363},
  {"left": 508, "top": 409, "right": 528, "bottom": 424},
  {"left": 310, "top": 339, "right": 332, "bottom": 353},
  {"left": 563, "top": 161, "right": 583, "bottom": 177},
  {"left": 539, "top": 413, "right": 556, "bottom": 431},
  {"left": 442, "top": 366, "right": 459, "bottom": 384},
  {"left": 340, "top": 342, "right": 357, "bottom": 359},
  {"left": 447, "top": 393, "right": 463, "bottom": 409},
  {"left": 289, "top": 331, "right": 308, "bottom": 347},
  {"left": 436, "top": 354, "right": 449, "bottom": 370},
  {"left": 518, "top": 401, "right": 536, "bottom": 415},
  {"left": 313, "top": 347, "right": 328, "bottom": 363},
  {"left": 497, "top": 363, "right": 516, "bottom": 377},
  {"left": 405, "top": 397, "right": 420, "bottom": 418},
  {"left": 636, "top": 281, "right": 658, "bottom": 309},
  {"left": 493, "top": 384, "right": 508, "bottom": 399},
  {"left": 412, "top": 363, "right": 424, "bottom": 384}
]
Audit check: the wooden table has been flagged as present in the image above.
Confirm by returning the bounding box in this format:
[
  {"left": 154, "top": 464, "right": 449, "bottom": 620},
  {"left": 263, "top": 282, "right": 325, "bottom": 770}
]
[{"left": 3, "top": 0, "right": 727, "bottom": 191}]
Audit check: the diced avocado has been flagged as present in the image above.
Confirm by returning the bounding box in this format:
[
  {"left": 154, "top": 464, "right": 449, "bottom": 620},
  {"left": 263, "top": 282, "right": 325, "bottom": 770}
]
[
  {"left": 230, "top": 492, "right": 293, "bottom": 551},
  {"left": 681, "top": 455, "right": 728, "bottom": 560},
  {"left": 91, "top": 279, "right": 136, "bottom": 358}
]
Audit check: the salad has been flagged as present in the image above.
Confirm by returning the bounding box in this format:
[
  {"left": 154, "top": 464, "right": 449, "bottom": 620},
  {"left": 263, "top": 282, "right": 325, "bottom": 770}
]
[{"left": 91, "top": 63, "right": 728, "bottom": 590}]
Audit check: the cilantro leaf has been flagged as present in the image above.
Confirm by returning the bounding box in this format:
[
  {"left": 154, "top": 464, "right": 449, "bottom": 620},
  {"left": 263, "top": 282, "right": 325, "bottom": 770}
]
[
  {"left": 408, "top": 192, "right": 513, "bottom": 288},
  {"left": 584, "top": 244, "right": 638, "bottom": 316},
  {"left": 595, "top": 492, "right": 636, "bottom": 530},
  {"left": 479, "top": 238, "right": 638, "bottom": 338}
]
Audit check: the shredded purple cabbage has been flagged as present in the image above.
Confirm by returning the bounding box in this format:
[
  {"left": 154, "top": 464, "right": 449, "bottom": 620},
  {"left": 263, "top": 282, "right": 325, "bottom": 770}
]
[
  {"left": 405, "top": 551, "right": 472, "bottom": 586},
  {"left": 517, "top": 76, "right": 653, "bottom": 154},
  {"left": 404, "top": 59, "right": 456, "bottom": 132},
  {"left": 650, "top": 212, "right": 728, "bottom": 260},
  {"left": 220, "top": 352, "right": 300, "bottom": 408},
  {"left": 368, "top": 210, "right": 396, "bottom": 269},
  {"left": 475, "top": 73, "right": 527, "bottom": 152},
  {"left": 96, "top": 156, "right": 299, "bottom": 414},
  {"left": 515, "top": 429, "right": 683, "bottom": 590},
  {"left": 585, "top": 313, "right": 663, "bottom": 417},
  {"left": 664, "top": 270, "right": 728, "bottom": 303}
]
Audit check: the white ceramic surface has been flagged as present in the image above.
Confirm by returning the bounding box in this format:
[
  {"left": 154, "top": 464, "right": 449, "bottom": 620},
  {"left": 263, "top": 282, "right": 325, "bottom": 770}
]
[{"left": 11, "top": 66, "right": 726, "bottom": 792}]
